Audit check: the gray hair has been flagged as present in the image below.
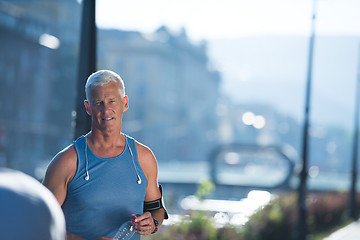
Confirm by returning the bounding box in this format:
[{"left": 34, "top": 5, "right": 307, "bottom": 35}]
[{"left": 85, "top": 70, "right": 125, "bottom": 101}]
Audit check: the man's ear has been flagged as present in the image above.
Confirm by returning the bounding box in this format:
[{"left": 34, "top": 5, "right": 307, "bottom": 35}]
[
  {"left": 123, "top": 96, "right": 129, "bottom": 112},
  {"left": 84, "top": 100, "right": 91, "bottom": 115}
]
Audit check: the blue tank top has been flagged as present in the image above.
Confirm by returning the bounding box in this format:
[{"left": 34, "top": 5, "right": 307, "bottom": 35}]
[{"left": 62, "top": 135, "right": 148, "bottom": 239}]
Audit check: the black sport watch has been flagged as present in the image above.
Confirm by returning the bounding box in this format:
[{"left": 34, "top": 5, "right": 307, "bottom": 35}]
[{"left": 151, "top": 217, "right": 159, "bottom": 234}]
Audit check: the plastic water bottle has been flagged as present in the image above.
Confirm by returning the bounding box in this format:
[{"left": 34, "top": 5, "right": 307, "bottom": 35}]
[{"left": 112, "top": 216, "right": 137, "bottom": 240}]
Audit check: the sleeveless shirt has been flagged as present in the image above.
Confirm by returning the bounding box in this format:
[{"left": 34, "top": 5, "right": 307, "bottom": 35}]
[{"left": 62, "top": 135, "right": 148, "bottom": 239}]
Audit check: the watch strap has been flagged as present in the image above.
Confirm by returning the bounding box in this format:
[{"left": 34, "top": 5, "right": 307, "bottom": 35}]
[{"left": 151, "top": 217, "right": 159, "bottom": 234}]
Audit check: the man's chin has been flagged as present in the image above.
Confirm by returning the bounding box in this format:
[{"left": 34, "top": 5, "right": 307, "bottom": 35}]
[{"left": 97, "top": 124, "right": 116, "bottom": 133}]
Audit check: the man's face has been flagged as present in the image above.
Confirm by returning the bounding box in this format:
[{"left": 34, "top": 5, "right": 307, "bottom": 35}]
[{"left": 85, "top": 82, "right": 128, "bottom": 133}]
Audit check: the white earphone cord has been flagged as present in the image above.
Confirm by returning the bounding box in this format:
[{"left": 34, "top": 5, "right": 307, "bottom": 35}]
[
  {"left": 84, "top": 137, "right": 142, "bottom": 184},
  {"left": 84, "top": 143, "right": 90, "bottom": 181},
  {"left": 127, "top": 140, "right": 142, "bottom": 184}
]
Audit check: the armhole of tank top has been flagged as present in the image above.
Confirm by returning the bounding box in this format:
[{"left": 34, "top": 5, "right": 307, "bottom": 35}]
[
  {"left": 127, "top": 136, "right": 147, "bottom": 182},
  {"left": 127, "top": 136, "right": 138, "bottom": 160},
  {"left": 69, "top": 137, "right": 84, "bottom": 187}
]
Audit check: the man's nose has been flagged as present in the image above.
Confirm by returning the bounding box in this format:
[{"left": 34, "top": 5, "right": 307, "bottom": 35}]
[{"left": 101, "top": 102, "right": 111, "bottom": 112}]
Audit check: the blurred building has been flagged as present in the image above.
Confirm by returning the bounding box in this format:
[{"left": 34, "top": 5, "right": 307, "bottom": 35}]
[
  {"left": 98, "top": 26, "right": 221, "bottom": 163},
  {"left": 0, "top": 0, "right": 220, "bottom": 177},
  {"left": 0, "top": 0, "right": 80, "bottom": 177}
]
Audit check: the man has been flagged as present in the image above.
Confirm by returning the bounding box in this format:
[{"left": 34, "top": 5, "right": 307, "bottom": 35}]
[
  {"left": 0, "top": 168, "right": 66, "bottom": 240},
  {"left": 43, "top": 70, "right": 167, "bottom": 240}
]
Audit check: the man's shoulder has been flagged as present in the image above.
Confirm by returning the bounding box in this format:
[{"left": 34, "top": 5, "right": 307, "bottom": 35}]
[
  {"left": 135, "top": 140, "right": 153, "bottom": 155},
  {"left": 124, "top": 134, "right": 151, "bottom": 151},
  {"left": 51, "top": 144, "right": 78, "bottom": 169},
  {"left": 135, "top": 142, "right": 157, "bottom": 171},
  {"left": 43, "top": 143, "right": 78, "bottom": 193},
  {"left": 57, "top": 143, "right": 76, "bottom": 157},
  {"left": 123, "top": 133, "right": 156, "bottom": 160}
]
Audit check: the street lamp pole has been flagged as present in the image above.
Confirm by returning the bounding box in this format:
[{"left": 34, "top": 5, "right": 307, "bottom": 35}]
[
  {"left": 349, "top": 44, "right": 360, "bottom": 220},
  {"left": 296, "top": 1, "right": 317, "bottom": 239},
  {"left": 73, "top": 0, "right": 97, "bottom": 139}
]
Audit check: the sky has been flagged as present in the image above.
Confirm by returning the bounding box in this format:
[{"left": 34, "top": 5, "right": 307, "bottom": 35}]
[{"left": 96, "top": 0, "right": 360, "bottom": 42}]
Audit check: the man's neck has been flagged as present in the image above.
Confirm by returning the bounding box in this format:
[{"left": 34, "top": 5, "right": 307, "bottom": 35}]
[{"left": 85, "top": 130, "right": 126, "bottom": 157}]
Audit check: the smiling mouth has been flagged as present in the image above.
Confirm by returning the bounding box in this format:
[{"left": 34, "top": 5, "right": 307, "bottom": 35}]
[{"left": 103, "top": 117, "right": 114, "bottom": 121}]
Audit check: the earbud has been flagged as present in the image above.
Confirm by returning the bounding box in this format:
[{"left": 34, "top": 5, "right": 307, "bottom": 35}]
[
  {"left": 137, "top": 178, "right": 142, "bottom": 185},
  {"left": 84, "top": 171, "right": 89, "bottom": 181}
]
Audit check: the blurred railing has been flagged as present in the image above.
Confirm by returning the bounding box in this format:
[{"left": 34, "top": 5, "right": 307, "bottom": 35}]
[{"left": 209, "top": 144, "right": 296, "bottom": 190}]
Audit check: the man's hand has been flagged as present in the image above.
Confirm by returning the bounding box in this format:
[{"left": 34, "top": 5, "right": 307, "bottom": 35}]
[{"left": 133, "top": 212, "right": 155, "bottom": 235}]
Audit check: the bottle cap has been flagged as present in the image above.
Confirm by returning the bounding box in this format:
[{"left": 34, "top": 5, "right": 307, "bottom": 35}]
[{"left": 131, "top": 215, "right": 137, "bottom": 223}]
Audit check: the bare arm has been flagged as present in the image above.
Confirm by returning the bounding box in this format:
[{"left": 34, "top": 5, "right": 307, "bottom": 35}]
[
  {"left": 135, "top": 142, "right": 165, "bottom": 235},
  {"left": 42, "top": 145, "right": 77, "bottom": 206}
]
